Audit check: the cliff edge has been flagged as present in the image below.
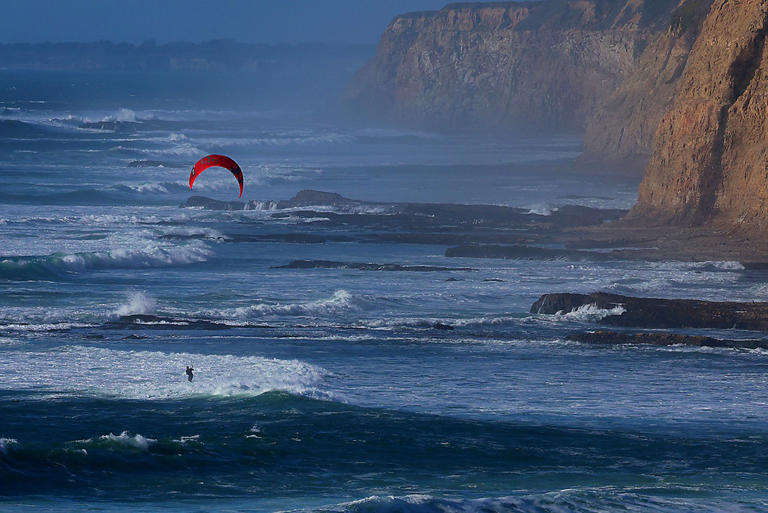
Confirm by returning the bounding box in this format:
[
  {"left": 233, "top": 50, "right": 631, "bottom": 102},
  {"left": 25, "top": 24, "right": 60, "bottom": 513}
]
[
  {"left": 580, "top": 0, "right": 712, "bottom": 170},
  {"left": 345, "top": 0, "right": 681, "bottom": 132},
  {"left": 630, "top": 0, "right": 768, "bottom": 231}
]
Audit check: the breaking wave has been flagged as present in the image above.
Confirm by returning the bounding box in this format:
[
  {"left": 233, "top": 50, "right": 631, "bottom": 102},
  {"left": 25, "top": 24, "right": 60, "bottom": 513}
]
[
  {"left": 73, "top": 431, "right": 155, "bottom": 452},
  {"left": 230, "top": 290, "right": 371, "bottom": 319},
  {"left": 315, "top": 493, "right": 766, "bottom": 513},
  {"left": 0, "top": 242, "right": 212, "bottom": 281},
  {"left": 0, "top": 346, "right": 329, "bottom": 400},
  {"left": 0, "top": 438, "right": 18, "bottom": 455},
  {"left": 114, "top": 292, "right": 157, "bottom": 317},
  {"left": 552, "top": 303, "right": 627, "bottom": 322}
]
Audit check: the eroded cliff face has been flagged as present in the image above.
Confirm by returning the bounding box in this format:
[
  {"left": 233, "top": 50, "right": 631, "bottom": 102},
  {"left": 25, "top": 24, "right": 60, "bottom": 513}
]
[
  {"left": 345, "top": 0, "right": 682, "bottom": 131},
  {"left": 631, "top": 0, "right": 768, "bottom": 229},
  {"left": 580, "top": 0, "right": 712, "bottom": 169}
]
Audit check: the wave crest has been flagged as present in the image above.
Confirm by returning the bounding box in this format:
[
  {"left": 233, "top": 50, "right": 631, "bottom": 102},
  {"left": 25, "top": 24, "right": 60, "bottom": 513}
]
[
  {"left": 114, "top": 292, "right": 156, "bottom": 317},
  {"left": 74, "top": 431, "right": 155, "bottom": 451},
  {"left": 0, "top": 242, "right": 211, "bottom": 280},
  {"left": 0, "top": 346, "right": 329, "bottom": 400},
  {"left": 232, "top": 290, "right": 369, "bottom": 319}
]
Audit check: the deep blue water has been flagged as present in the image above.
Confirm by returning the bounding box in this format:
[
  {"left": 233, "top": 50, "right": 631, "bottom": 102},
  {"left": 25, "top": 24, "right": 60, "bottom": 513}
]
[{"left": 2, "top": 70, "right": 768, "bottom": 512}]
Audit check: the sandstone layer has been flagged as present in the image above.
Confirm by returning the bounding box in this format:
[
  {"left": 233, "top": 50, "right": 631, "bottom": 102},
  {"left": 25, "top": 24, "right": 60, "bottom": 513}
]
[{"left": 345, "top": 0, "right": 682, "bottom": 132}]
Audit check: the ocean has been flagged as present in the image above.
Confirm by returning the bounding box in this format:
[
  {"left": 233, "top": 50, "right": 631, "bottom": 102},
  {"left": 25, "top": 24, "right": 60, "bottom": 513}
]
[{"left": 1, "top": 70, "right": 768, "bottom": 512}]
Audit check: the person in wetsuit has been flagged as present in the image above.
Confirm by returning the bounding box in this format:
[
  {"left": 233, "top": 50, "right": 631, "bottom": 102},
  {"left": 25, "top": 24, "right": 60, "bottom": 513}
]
[{"left": 186, "top": 366, "right": 194, "bottom": 382}]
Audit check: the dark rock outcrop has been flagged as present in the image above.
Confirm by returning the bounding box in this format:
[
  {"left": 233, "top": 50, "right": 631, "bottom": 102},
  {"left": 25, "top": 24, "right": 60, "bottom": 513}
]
[
  {"left": 183, "top": 190, "right": 626, "bottom": 229},
  {"left": 532, "top": 292, "right": 768, "bottom": 330},
  {"left": 345, "top": 0, "right": 682, "bottom": 131},
  {"left": 568, "top": 330, "right": 768, "bottom": 348}
]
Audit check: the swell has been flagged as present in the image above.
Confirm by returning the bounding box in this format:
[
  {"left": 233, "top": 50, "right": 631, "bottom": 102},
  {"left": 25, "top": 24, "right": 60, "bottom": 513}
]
[
  {"left": 0, "top": 243, "right": 211, "bottom": 281},
  {"left": 1, "top": 391, "right": 765, "bottom": 499}
]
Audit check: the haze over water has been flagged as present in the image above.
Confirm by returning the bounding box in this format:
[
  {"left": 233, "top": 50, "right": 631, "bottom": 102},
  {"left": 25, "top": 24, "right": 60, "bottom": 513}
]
[{"left": 1, "top": 60, "right": 768, "bottom": 513}]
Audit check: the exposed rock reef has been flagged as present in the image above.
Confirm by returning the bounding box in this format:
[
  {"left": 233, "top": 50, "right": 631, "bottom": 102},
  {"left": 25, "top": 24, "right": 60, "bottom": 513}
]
[
  {"left": 345, "top": 0, "right": 682, "bottom": 131},
  {"left": 181, "top": 191, "right": 627, "bottom": 253},
  {"left": 532, "top": 292, "right": 768, "bottom": 330},
  {"left": 567, "top": 330, "right": 768, "bottom": 349},
  {"left": 580, "top": 0, "right": 713, "bottom": 169},
  {"left": 631, "top": 0, "right": 768, "bottom": 230}
]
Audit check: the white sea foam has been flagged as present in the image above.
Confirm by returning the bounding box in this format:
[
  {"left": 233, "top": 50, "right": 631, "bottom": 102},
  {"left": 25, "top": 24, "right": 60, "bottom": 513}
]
[
  {"left": 0, "top": 242, "right": 212, "bottom": 277},
  {"left": 525, "top": 204, "right": 556, "bottom": 216},
  {"left": 102, "top": 108, "right": 137, "bottom": 123},
  {"left": 74, "top": 431, "right": 155, "bottom": 451},
  {"left": 230, "top": 290, "right": 369, "bottom": 319},
  {"left": 245, "top": 200, "right": 280, "bottom": 211},
  {"left": 554, "top": 303, "right": 627, "bottom": 322},
  {"left": 120, "top": 182, "right": 169, "bottom": 194},
  {"left": 0, "top": 322, "right": 95, "bottom": 332},
  {"left": 157, "top": 226, "right": 228, "bottom": 241},
  {"left": 0, "top": 346, "right": 328, "bottom": 400},
  {"left": 319, "top": 493, "right": 768, "bottom": 513},
  {"left": 0, "top": 437, "right": 18, "bottom": 454},
  {"left": 114, "top": 292, "right": 156, "bottom": 317}
]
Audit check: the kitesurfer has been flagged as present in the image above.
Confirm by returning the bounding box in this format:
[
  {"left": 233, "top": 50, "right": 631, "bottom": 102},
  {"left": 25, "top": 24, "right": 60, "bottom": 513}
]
[{"left": 186, "top": 366, "right": 194, "bottom": 382}]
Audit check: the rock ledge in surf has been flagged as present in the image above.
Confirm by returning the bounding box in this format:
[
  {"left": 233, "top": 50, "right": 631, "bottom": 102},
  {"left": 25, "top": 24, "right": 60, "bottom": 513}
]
[
  {"left": 532, "top": 292, "right": 768, "bottom": 330},
  {"left": 568, "top": 330, "right": 768, "bottom": 349}
]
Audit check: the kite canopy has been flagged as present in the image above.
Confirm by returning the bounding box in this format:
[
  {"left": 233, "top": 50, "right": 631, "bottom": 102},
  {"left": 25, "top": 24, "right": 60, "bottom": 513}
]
[{"left": 189, "top": 154, "right": 244, "bottom": 197}]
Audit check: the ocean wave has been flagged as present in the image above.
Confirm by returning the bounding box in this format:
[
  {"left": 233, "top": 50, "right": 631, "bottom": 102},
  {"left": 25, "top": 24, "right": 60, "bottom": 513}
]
[
  {"left": 524, "top": 203, "right": 556, "bottom": 216},
  {"left": 156, "top": 226, "right": 229, "bottom": 242},
  {"left": 5, "top": 211, "right": 187, "bottom": 226},
  {"left": 107, "top": 142, "right": 203, "bottom": 157},
  {"left": 116, "top": 182, "right": 169, "bottom": 194},
  {"left": 649, "top": 260, "right": 746, "bottom": 272},
  {"left": 72, "top": 431, "right": 155, "bottom": 452},
  {"left": 0, "top": 346, "right": 329, "bottom": 400},
  {"left": 229, "top": 290, "right": 371, "bottom": 319},
  {"left": 316, "top": 492, "right": 767, "bottom": 513},
  {"left": 552, "top": 303, "right": 627, "bottom": 322},
  {"left": 0, "top": 119, "right": 61, "bottom": 137},
  {"left": 114, "top": 291, "right": 156, "bottom": 317},
  {"left": 0, "top": 438, "right": 18, "bottom": 455},
  {"left": 0, "top": 322, "right": 95, "bottom": 333},
  {"left": 102, "top": 108, "right": 138, "bottom": 123},
  {"left": 0, "top": 242, "right": 212, "bottom": 280},
  {"left": 195, "top": 132, "right": 353, "bottom": 148}
]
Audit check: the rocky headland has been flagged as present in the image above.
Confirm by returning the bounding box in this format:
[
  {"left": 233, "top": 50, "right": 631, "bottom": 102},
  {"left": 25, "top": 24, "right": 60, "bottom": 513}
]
[
  {"left": 580, "top": 0, "right": 713, "bottom": 170},
  {"left": 630, "top": 0, "right": 768, "bottom": 233},
  {"left": 345, "top": 0, "right": 683, "bottom": 133}
]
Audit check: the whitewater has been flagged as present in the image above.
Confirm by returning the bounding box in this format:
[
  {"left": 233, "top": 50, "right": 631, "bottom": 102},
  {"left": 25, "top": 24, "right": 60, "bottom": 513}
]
[{"left": 2, "top": 70, "right": 768, "bottom": 513}]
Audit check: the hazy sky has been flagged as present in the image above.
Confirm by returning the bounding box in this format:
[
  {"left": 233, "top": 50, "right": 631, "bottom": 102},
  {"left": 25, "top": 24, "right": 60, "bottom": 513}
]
[{"left": 2, "top": 0, "right": 499, "bottom": 45}]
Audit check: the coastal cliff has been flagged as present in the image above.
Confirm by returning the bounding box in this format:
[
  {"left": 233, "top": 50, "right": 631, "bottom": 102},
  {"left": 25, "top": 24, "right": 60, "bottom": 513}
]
[
  {"left": 630, "top": 0, "right": 768, "bottom": 230},
  {"left": 345, "top": 0, "right": 682, "bottom": 131},
  {"left": 580, "top": 0, "right": 712, "bottom": 169}
]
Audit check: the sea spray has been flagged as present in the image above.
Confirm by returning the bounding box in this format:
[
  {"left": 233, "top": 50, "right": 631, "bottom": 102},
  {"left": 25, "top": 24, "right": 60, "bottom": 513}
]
[{"left": 114, "top": 291, "right": 156, "bottom": 317}]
